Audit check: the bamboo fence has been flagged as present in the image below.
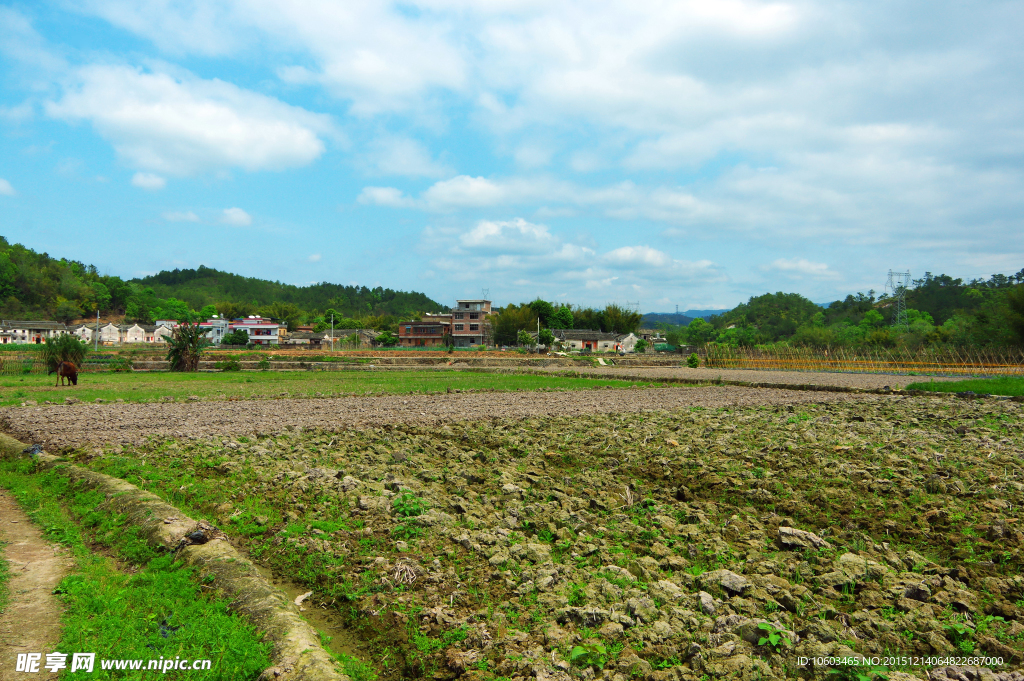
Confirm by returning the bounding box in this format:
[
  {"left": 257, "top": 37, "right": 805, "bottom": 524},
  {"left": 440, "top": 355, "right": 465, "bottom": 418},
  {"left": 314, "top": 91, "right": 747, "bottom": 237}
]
[{"left": 703, "top": 344, "right": 1024, "bottom": 377}]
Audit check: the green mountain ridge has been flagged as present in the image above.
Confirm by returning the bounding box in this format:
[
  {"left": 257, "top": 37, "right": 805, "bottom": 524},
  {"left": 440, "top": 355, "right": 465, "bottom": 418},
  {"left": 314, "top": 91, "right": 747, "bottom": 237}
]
[{"left": 0, "top": 236, "right": 444, "bottom": 329}]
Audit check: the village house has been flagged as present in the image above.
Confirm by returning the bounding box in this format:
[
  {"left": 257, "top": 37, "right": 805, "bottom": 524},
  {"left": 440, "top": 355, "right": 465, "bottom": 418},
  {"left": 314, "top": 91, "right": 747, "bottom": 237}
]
[
  {"left": 398, "top": 319, "right": 450, "bottom": 347},
  {"left": 70, "top": 324, "right": 95, "bottom": 343},
  {"left": 450, "top": 299, "right": 491, "bottom": 347},
  {"left": 552, "top": 329, "right": 639, "bottom": 352},
  {"left": 121, "top": 323, "right": 163, "bottom": 343},
  {"left": 0, "top": 320, "right": 68, "bottom": 344},
  {"left": 197, "top": 317, "right": 231, "bottom": 344},
  {"left": 329, "top": 329, "right": 380, "bottom": 347},
  {"left": 226, "top": 316, "right": 282, "bottom": 345},
  {"left": 279, "top": 331, "right": 327, "bottom": 348}
]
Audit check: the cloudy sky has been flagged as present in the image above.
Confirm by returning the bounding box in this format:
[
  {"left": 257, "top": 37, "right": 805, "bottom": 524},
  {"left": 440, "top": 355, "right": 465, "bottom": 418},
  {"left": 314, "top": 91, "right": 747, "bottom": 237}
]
[{"left": 1, "top": 1, "right": 1022, "bottom": 311}]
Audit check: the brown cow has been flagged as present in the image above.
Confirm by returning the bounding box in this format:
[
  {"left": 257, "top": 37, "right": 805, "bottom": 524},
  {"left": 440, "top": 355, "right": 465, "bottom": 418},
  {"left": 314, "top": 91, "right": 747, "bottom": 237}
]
[{"left": 54, "top": 361, "right": 78, "bottom": 386}]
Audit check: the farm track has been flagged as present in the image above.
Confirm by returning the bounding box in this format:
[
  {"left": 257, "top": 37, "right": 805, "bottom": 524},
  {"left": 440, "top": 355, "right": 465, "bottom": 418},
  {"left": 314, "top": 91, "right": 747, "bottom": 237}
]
[
  {"left": 521, "top": 366, "right": 964, "bottom": 390},
  {"left": 1, "top": 385, "right": 874, "bottom": 449}
]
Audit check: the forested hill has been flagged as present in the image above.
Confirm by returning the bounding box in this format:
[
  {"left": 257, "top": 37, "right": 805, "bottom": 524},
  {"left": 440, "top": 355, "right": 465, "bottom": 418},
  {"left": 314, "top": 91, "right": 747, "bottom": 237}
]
[
  {"left": 132, "top": 266, "right": 445, "bottom": 319},
  {"left": 0, "top": 236, "right": 444, "bottom": 326}
]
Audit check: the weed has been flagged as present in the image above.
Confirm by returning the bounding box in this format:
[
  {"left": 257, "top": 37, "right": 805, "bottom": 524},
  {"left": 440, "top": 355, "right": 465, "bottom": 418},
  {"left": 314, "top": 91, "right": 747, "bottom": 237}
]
[
  {"left": 570, "top": 641, "right": 608, "bottom": 669},
  {"left": 393, "top": 491, "right": 426, "bottom": 518},
  {"left": 757, "top": 623, "right": 791, "bottom": 651}
]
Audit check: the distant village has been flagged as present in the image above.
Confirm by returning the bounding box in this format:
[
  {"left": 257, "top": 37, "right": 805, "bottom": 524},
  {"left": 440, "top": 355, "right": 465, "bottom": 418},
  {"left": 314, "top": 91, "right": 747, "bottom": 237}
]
[{"left": 0, "top": 298, "right": 658, "bottom": 352}]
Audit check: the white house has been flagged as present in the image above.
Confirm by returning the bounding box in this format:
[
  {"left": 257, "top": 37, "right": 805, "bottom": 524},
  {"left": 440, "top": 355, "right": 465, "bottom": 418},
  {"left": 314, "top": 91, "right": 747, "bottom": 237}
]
[
  {"left": 552, "top": 329, "right": 631, "bottom": 352},
  {"left": 121, "top": 323, "right": 165, "bottom": 343},
  {"left": 71, "top": 324, "right": 95, "bottom": 343},
  {"left": 197, "top": 317, "right": 231, "bottom": 344},
  {"left": 98, "top": 322, "right": 122, "bottom": 345},
  {"left": 0, "top": 320, "right": 68, "bottom": 345},
  {"left": 229, "top": 316, "right": 281, "bottom": 345}
]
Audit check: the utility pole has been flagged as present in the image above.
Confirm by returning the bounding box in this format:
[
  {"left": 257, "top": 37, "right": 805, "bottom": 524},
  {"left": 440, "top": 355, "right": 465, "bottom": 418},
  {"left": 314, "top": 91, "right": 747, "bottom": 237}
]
[
  {"left": 94, "top": 308, "right": 99, "bottom": 352},
  {"left": 331, "top": 314, "right": 334, "bottom": 352}
]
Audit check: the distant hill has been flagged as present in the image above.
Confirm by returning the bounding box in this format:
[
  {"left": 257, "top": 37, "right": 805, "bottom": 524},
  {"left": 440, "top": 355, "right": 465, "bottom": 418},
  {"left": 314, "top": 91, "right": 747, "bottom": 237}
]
[
  {"left": 642, "top": 309, "right": 731, "bottom": 327},
  {"left": 641, "top": 312, "right": 695, "bottom": 327},
  {"left": 683, "top": 308, "right": 731, "bottom": 319},
  {"left": 133, "top": 265, "right": 445, "bottom": 319}
]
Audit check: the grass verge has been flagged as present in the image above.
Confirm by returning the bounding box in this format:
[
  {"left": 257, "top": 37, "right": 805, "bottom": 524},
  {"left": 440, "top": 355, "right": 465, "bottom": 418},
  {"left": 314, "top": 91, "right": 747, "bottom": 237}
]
[
  {"left": 906, "top": 376, "right": 1024, "bottom": 396},
  {"left": 0, "top": 537, "right": 9, "bottom": 616},
  {"left": 1, "top": 369, "right": 667, "bottom": 407},
  {"left": 0, "top": 456, "right": 273, "bottom": 680}
]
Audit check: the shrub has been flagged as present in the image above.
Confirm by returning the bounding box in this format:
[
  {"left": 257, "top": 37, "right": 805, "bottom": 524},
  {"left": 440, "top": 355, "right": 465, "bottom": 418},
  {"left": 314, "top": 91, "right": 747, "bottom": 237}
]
[
  {"left": 215, "top": 359, "right": 242, "bottom": 372},
  {"left": 687, "top": 352, "right": 700, "bottom": 368},
  {"left": 43, "top": 333, "right": 88, "bottom": 372},
  {"left": 221, "top": 329, "right": 250, "bottom": 346},
  {"left": 257, "top": 357, "right": 271, "bottom": 371},
  {"left": 166, "top": 322, "right": 210, "bottom": 372}
]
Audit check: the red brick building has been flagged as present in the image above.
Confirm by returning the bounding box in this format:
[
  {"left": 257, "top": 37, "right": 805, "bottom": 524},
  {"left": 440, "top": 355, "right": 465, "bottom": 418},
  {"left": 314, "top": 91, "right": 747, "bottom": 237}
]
[
  {"left": 397, "top": 299, "right": 492, "bottom": 348},
  {"left": 398, "top": 319, "right": 451, "bottom": 347}
]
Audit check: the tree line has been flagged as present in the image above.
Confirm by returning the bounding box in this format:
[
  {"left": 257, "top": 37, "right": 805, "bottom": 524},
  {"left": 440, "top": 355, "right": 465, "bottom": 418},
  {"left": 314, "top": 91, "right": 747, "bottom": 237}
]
[
  {"left": 490, "top": 301, "right": 643, "bottom": 347},
  {"left": 0, "top": 237, "right": 444, "bottom": 333},
  {"left": 660, "top": 270, "right": 1024, "bottom": 349}
]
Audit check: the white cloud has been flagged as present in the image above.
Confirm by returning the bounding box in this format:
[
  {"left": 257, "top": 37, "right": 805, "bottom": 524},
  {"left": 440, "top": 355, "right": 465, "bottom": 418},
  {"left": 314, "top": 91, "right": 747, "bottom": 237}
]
[
  {"left": 131, "top": 171, "right": 166, "bottom": 189},
  {"left": 0, "top": 178, "right": 15, "bottom": 196},
  {"left": 162, "top": 210, "right": 199, "bottom": 222},
  {"left": 308, "top": 253, "right": 322, "bottom": 262},
  {"left": 419, "top": 217, "right": 723, "bottom": 305},
  {"left": 221, "top": 207, "right": 252, "bottom": 226},
  {"left": 45, "top": 65, "right": 333, "bottom": 175},
  {"left": 357, "top": 186, "right": 417, "bottom": 208},
  {"left": 603, "top": 246, "right": 672, "bottom": 268},
  {"left": 364, "top": 136, "right": 450, "bottom": 178},
  {"left": 363, "top": 175, "right": 717, "bottom": 225},
  {"left": 765, "top": 258, "right": 839, "bottom": 279},
  {"left": 460, "top": 218, "right": 558, "bottom": 254},
  {"left": 76, "top": 1, "right": 466, "bottom": 114}
]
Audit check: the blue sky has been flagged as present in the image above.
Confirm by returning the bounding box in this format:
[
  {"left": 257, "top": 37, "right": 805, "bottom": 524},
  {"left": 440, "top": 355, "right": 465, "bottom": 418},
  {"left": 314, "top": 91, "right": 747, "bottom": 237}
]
[{"left": 1, "top": 1, "right": 1022, "bottom": 312}]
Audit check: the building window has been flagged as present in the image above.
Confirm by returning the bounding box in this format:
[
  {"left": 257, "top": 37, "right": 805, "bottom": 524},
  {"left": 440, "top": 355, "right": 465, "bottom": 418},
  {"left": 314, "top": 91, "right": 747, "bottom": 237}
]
[
  {"left": 454, "top": 313, "right": 464, "bottom": 319},
  {"left": 469, "top": 313, "right": 479, "bottom": 320},
  {"left": 470, "top": 324, "right": 479, "bottom": 331},
  {"left": 455, "top": 324, "right": 464, "bottom": 331}
]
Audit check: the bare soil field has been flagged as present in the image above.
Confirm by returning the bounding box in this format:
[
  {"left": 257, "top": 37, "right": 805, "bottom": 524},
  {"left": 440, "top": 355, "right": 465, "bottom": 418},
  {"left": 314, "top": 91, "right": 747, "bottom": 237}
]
[
  {"left": 21, "top": 388, "right": 1024, "bottom": 681},
  {"left": 5, "top": 385, "right": 872, "bottom": 450},
  {"left": 524, "top": 367, "right": 964, "bottom": 391}
]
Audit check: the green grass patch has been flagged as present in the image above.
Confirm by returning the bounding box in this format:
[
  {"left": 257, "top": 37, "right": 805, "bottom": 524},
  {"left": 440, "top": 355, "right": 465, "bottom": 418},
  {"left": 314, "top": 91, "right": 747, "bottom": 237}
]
[
  {"left": 0, "top": 538, "right": 9, "bottom": 616},
  {"left": 0, "top": 458, "right": 273, "bottom": 680},
  {"left": 905, "top": 376, "right": 1024, "bottom": 396},
  {"left": 0, "top": 369, "right": 668, "bottom": 407}
]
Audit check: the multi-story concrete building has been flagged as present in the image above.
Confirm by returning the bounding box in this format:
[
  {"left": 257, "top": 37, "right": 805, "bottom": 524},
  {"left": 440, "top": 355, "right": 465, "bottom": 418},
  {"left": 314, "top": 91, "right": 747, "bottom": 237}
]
[
  {"left": 450, "top": 299, "right": 491, "bottom": 347},
  {"left": 396, "top": 299, "right": 493, "bottom": 348}
]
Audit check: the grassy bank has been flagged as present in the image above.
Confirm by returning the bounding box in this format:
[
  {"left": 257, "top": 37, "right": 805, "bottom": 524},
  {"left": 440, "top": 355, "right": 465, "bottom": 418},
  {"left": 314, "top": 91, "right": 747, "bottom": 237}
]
[
  {"left": 0, "top": 370, "right": 667, "bottom": 407},
  {"left": 906, "top": 376, "right": 1024, "bottom": 396},
  {"left": 60, "top": 397, "right": 1024, "bottom": 680},
  {"left": 0, "top": 457, "right": 273, "bottom": 680},
  {"left": 0, "top": 537, "right": 9, "bottom": 616}
]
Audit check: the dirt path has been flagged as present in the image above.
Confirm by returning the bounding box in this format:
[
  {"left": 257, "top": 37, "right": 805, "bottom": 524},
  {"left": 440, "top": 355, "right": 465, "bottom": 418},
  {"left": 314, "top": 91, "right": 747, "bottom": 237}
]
[
  {"left": 523, "top": 365, "right": 963, "bottom": 389},
  {"left": 0, "top": 385, "right": 882, "bottom": 449},
  {"left": 0, "top": 491, "right": 72, "bottom": 681}
]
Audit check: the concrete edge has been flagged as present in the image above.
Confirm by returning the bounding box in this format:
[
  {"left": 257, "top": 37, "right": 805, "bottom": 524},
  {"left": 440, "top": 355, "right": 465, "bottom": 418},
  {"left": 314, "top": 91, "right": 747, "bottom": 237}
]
[{"left": 0, "top": 433, "right": 348, "bottom": 681}]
